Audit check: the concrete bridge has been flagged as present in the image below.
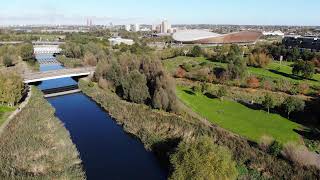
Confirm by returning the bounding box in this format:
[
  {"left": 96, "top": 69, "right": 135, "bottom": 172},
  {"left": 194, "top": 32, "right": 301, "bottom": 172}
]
[
  {"left": 34, "top": 45, "right": 62, "bottom": 54},
  {"left": 23, "top": 67, "right": 95, "bottom": 83},
  {"left": 32, "top": 41, "right": 65, "bottom": 46}
]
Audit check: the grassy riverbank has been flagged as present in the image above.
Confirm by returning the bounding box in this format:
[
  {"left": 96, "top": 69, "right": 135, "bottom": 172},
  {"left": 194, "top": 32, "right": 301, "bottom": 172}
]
[
  {"left": 79, "top": 79, "right": 320, "bottom": 179},
  {"left": 0, "top": 106, "right": 15, "bottom": 126},
  {"left": 0, "top": 87, "right": 85, "bottom": 179}
]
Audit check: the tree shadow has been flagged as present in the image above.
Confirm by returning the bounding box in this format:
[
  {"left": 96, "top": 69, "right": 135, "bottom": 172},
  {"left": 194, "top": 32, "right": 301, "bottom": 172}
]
[
  {"left": 269, "top": 69, "right": 304, "bottom": 80},
  {"left": 204, "top": 92, "right": 217, "bottom": 99},
  {"left": 269, "top": 69, "right": 318, "bottom": 82},
  {"left": 151, "top": 137, "right": 181, "bottom": 173},
  {"left": 183, "top": 90, "right": 195, "bottom": 95},
  {"left": 294, "top": 128, "right": 320, "bottom": 141}
]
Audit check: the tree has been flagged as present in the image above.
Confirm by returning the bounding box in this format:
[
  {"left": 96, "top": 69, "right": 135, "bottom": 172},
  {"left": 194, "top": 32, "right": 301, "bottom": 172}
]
[
  {"left": 262, "top": 94, "right": 275, "bottom": 114},
  {"left": 217, "top": 86, "right": 227, "bottom": 101},
  {"left": 247, "top": 53, "right": 272, "bottom": 68},
  {"left": 83, "top": 52, "right": 97, "bottom": 66},
  {"left": 121, "top": 70, "right": 150, "bottom": 104},
  {"left": 170, "top": 136, "right": 238, "bottom": 180},
  {"left": 0, "top": 71, "right": 23, "bottom": 107},
  {"left": 292, "top": 60, "right": 315, "bottom": 79},
  {"left": 19, "top": 43, "right": 34, "bottom": 60},
  {"left": 227, "top": 56, "right": 247, "bottom": 80},
  {"left": 282, "top": 96, "right": 305, "bottom": 119},
  {"left": 191, "top": 45, "right": 202, "bottom": 57}
]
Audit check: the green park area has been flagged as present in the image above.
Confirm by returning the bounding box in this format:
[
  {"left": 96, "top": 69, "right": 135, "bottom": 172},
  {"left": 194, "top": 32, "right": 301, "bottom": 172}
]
[
  {"left": 177, "top": 86, "right": 303, "bottom": 144},
  {"left": 164, "top": 56, "right": 320, "bottom": 86}
]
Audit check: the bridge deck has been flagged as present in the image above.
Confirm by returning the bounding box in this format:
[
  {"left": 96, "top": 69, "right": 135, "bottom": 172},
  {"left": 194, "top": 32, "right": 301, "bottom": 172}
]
[{"left": 23, "top": 67, "right": 95, "bottom": 83}]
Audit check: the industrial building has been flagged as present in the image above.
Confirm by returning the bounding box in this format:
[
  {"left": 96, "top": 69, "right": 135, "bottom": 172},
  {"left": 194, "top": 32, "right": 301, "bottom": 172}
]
[
  {"left": 283, "top": 36, "right": 320, "bottom": 51},
  {"left": 172, "top": 29, "right": 262, "bottom": 44},
  {"left": 108, "top": 37, "right": 134, "bottom": 46}
]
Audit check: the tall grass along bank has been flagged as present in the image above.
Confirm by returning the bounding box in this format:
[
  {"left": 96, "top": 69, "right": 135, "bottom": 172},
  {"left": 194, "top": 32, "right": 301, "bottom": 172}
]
[{"left": 0, "top": 87, "right": 85, "bottom": 179}]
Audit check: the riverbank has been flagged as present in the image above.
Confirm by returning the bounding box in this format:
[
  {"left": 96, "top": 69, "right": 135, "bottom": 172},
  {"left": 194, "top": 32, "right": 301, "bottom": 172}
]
[
  {"left": 79, "top": 79, "right": 320, "bottom": 179},
  {"left": 0, "top": 86, "right": 31, "bottom": 136},
  {"left": 0, "top": 86, "right": 85, "bottom": 179}
]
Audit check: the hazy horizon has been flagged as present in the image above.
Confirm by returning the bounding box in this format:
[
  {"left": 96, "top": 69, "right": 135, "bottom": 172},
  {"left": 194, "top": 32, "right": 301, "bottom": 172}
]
[{"left": 1, "top": 0, "right": 319, "bottom": 26}]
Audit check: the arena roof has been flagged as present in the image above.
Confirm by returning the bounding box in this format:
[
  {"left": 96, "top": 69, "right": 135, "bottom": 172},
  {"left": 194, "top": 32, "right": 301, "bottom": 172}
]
[
  {"left": 172, "top": 29, "right": 263, "bottom": 44},
  {"left": 173, "top": 29, "right": 221, "bottom": 42}
]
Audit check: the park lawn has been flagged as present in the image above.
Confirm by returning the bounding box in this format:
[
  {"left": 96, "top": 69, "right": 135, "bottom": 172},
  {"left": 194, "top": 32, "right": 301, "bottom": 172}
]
[
  {"left": 163, "top": 56, "right": 320, "bottom": 86},
  {"left": 0, "top": 106, "right": 14, "bottom": 126},
  {"left": 177, "top": 86, "right": 303, "bottom": 144}
]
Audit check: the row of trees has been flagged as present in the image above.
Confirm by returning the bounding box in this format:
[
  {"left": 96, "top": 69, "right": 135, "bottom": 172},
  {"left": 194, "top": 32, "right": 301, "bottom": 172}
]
[
  {"left": 94, "top": 52, "right": 179, "bottom": 112},
  {"left": 262, "top": 94, "right": 305, "bottom": 118}
]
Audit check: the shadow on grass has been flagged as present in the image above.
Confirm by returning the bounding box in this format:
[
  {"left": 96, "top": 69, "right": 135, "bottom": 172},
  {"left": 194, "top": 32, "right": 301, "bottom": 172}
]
[
  {"left": 269, "top": 69, "right": 318, "bottom": 82},
  {"left": 294, "top": 128, "right": 320, "bottom": 141},
  {"left": 183, "top": 90, "right": 195, "bottom": 95},
  {"left": 204, "top": 92, "right": 218, "bottom": 99}
]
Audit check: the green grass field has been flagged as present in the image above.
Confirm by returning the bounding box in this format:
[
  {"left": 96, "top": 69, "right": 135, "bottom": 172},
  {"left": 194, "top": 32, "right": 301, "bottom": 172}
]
[
  {"left": 163, "top": 56, "right": 320, "bottom": 86},
  {"left": 177, "top": 86, "right": 303, "bottom": 144},
  {"left": 0, "top": 106, "right": 14, "bottom": 126}
]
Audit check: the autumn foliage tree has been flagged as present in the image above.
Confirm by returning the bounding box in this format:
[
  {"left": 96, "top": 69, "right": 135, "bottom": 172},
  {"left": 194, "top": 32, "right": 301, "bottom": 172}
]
[
  {"left": 247, "top": 53, "right": 272, "bottom": 68},
  {"left": 246, "top": 76, "right": 260, "bottom": 89}
]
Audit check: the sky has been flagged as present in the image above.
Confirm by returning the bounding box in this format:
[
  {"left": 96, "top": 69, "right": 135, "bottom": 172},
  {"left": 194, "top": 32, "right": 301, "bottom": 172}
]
[{"left": 0, "top": 0, "right": 319, "bottom": 26}]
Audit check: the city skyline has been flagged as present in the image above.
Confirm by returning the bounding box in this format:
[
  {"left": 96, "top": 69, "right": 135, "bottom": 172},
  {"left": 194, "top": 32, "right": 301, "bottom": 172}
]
[{"left": 0, "top": 0, "right": 319, "bottom": 26}]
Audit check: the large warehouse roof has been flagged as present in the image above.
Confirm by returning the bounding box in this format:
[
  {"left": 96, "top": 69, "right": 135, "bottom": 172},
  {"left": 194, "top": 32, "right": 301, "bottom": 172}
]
[
  {"left": 173, "top": 29, "right": 263, "bottom": 44},
  {"left": 173, "top": 29, "right": 221, "bottom": 42}
]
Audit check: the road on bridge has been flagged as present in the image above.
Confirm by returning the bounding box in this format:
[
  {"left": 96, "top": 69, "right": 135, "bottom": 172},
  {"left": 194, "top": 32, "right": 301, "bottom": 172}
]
[{"left": 23, "top": 67, "right": 95, "bottom": 83}]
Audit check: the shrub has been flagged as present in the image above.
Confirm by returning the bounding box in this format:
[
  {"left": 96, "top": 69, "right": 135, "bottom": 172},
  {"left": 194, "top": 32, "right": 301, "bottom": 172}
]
[
  {"left": 268, "top": 141, "right": 283, "bottom": 156},
  {"left": 191, "top": 45, "right": 202, "bottom": 57},
  {"left": 192, "top": 85, "right": 202, "bottom": 94},
  {"left": 2, "top": 54, "right": 14, "bottom": 67},
  {"left": 98, "top": 78, "right": 113, "bottom": 91},
  {"left": 262, "top": 80, "right": 274, "bottom": 91},
  {"left": 170, "top": 136, "right": 238, "bottom": 180},
  {"left": 83, "top": 52, "right": 98, "bottom": 66},
  {"left": 258, "top": 135, "right": 274, "bottom": 152},
  {"left": 298, "top": 83, "right": 310, "bottom": 94},
  {"left": 247, "top": 53, "right": 272, "bottom": 68},
  {"left": 282, "top": 143, "right": 320, "bottom": 169},
  {"left": 217, "top": 86, "right": 227, "bottom": 100},
  {"left": 87, "top": 81, "right": 94, "bottom": 87},
  {"left": 174, "top": 67, "right": 186, "bottom": 78},
  {"left": 246, "top": 76, "right": 260, "bottom": 89}
]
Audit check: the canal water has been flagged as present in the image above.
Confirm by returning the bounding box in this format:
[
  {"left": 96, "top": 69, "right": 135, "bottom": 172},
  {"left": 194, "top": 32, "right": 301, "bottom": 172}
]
[{"left": 36, "top": 54, "right": 167, "bottom": 180}]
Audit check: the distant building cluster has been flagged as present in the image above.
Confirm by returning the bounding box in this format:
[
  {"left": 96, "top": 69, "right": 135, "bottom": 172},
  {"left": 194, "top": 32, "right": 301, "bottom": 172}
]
[
  {"left": 86, "top": 19, "right": 93, "bottom": 27},
  {"left": 152, "top": 20, "right": 177, "bottom": 34},
  {"left": 283, "top": 35, "right": 320, "bottom": 51},
  {"left": 108, "top": 37, "right": 134, "bottom": 46},
  {"left": 262, "top": 30, "right": 284, "bottom": 37}
]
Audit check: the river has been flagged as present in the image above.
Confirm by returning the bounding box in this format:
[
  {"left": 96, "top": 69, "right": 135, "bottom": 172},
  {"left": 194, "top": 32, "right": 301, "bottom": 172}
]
[{"left": 36, "top": 54, "right": 167, "bottom": 180}]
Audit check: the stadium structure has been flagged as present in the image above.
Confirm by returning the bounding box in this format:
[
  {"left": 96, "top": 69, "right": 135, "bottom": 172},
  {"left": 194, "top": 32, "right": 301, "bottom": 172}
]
[{"left": 172, "top": 29, "right": 262, "bottom": 44}]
